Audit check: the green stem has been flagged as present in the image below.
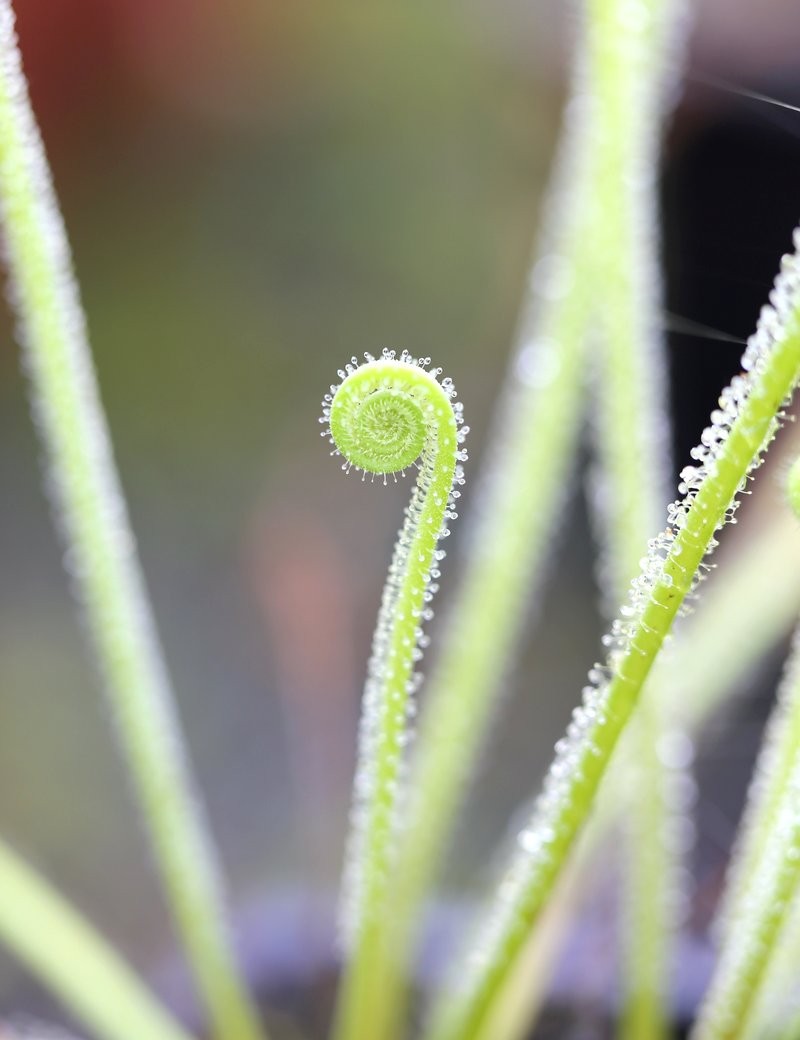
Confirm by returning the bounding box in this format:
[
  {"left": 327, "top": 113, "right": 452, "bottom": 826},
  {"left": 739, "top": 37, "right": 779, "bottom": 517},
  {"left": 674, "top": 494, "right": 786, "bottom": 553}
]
[
  {"left": 618, "top": 710, "right": 674, "bottom": 1040},
  {"left": 472, "top": 501, "right": 800, "bottom": 1040},
  {"left": 0, "top": 6, "right": 264, "bottom": 1038},
  {"left": 587, "top": 0, "right": 674, "bottom": 587},
  {"left": 692, "top": 717, "right": 800, "bottom": 1038},
  {"left": 423, "top": 232, "right": 800, "bottom": 1040},
  {"left": 585, "top": 1, "right": 685, "bottom": 1035},
  {"left": 322, "top": 352, "right": 464, "bottom": 1040},
  {"left": 714, "top": 624, "right": 800, "bottom": 943},
  {"left": 745, "top": 890, "right": 800, "bottom": 1039},
  {"left": 695, "top": 501, "right": 800, "bottom": 1036},
  {"left": 0, "top": 840, "right": 196, "bottom": 1040}
]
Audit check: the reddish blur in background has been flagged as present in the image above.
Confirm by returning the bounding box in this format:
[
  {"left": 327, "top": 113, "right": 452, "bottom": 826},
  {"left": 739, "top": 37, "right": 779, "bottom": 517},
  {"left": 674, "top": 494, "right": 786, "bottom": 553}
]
[{"left": 0, "top": 0, "right": 800, "bottom": 1031}]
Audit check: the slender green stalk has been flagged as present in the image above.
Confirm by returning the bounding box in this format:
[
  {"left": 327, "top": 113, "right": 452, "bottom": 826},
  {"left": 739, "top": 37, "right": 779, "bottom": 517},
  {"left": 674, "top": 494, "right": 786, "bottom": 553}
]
[
  {"left": 744, "top": 551, "right": 800, "bottom": 1039},
  {"left": 585, "top": 1, "right": 685, "bottom": 1034},
  {"left": 745, "top": 892, "right": 800, "bottom": 1039},
  {"left": 715, "top": 624, "right": 800, "bottom": 943},
  {"left": 423, "top": 231, "right": 800, "bottom": 1040},
  {"left": 0, "top": 7, "right": 264, "bottom": 1038},
  {"left": 321, "top": 351, "right": 465, "bottom": 1040},
  {"left": 692, "top": 714, "right": 800, "bottom": 1037},
  {"left": 472, "top": 502, "right": 800, "bottom": 1040},
  {"left": 694, "top": 484, "right": 800, "bottom": 1037},
  {"left": 711, "top": 455, "right": 800, "bottom": 946},
  {"left": 617, "top": 715, "right": 676, "bottom": 1039},
  {"left": 0, "top": 839, "right": 196, "bottom": 1040},
  {"left": 587, "top": 0, "right": 674, "bottom": 587}
]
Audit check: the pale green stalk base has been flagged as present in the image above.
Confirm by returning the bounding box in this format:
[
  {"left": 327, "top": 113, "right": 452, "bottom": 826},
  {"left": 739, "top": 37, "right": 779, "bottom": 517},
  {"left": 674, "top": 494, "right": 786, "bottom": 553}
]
[
  {"left": 0, "top": 6, "right": 264, "bottom": 1039},
  {"left": 423, "top": 240, "right": 800, "bottom": 1040},
  {"left": 471, "top": 852, "right": 587, "bottom": 1040},
  {"left": 0, "top": 840, "right": 195, "bottom": 1040},
  {"left": 618, "top": 709, "right": 673, "bottom": 1040}
]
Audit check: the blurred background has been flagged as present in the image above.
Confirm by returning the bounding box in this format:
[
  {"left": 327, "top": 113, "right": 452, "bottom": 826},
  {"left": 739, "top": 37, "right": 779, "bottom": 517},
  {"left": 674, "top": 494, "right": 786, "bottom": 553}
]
[{"left": 1, "top": 0, "right": 800, "bottom": 1034}]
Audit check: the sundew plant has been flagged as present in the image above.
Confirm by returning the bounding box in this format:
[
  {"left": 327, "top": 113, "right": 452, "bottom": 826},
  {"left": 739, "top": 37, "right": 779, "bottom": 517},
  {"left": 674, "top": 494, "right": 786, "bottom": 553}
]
[{"left": 3, "top": 1, "right": 800, "bottom": 1040}]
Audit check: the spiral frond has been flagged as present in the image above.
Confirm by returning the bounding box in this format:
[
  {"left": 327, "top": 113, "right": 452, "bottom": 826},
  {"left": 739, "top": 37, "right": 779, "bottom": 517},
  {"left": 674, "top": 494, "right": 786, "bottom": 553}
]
[
  {"left": 323, "top": 349, "right": 467, "bottom": 1038},
  {"left": 321, "top": 349, "right": 467, "bottom": 478}
]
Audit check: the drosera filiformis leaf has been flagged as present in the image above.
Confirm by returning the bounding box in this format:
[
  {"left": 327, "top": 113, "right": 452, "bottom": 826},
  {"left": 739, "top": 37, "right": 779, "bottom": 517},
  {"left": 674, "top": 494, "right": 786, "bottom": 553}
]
[
  {"left": 0, "top": 4, "right": 265, "bottom": 1038},
  {"left": 321, "top": 350, "right": 467, "bottom": 1040},
  {"left": 423, "top": 230, "right": 800, "bottom": 1040},
  {"left": 583, "top": 0, "right": 688, "bottom": 1032},
  {"left": 475, "top": 494, "right": 800, "bottom": 1040}
]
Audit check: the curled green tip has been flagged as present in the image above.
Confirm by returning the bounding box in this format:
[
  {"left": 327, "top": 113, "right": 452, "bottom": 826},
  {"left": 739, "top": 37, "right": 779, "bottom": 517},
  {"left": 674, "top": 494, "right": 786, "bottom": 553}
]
[{"left": 321, "top": 349, "right": 466, "bottom": 478}]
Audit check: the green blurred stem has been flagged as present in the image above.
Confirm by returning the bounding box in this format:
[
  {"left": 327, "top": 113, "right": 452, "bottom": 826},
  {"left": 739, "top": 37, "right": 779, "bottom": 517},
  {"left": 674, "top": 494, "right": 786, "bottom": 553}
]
[
  {"left": 0, "top": 5, "right": 265, "bottom": 1039},
  {"left": 423, "top": 248, "right": 800, "bottom": 1040},
  {"left": 586, "top": 1, "right": 683, "bottom": 1036},
  {"left": 693, "top": 688, "right": 800, "bottom": 1037},
  {"left": 745, "top": 885, "right": 800, "bottom": 1039},
  {"left": 696, "top": 524, "right": 800, "bottom": 1035},
  {"left": 714, "top": 625, "right": 800, "bottom": 943},
  {"left": 0, "top": 840, "right": 196, "bottom": 1040},
  {"left": 618, "top": 710, "right": 673, "bottom": 1040}
]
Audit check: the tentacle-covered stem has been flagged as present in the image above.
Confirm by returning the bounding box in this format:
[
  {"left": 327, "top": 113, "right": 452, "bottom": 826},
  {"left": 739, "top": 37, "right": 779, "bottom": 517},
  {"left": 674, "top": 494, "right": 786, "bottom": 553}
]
[
  {"left": 424, "top": 233, "right": 800, "bottom": 1040},
  {"left": 0, "top": 5, "right": 264, "bottom": 1038},
  {"left": 322, "top": 350, "right": 466, "bottom": 1040}
]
